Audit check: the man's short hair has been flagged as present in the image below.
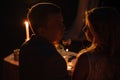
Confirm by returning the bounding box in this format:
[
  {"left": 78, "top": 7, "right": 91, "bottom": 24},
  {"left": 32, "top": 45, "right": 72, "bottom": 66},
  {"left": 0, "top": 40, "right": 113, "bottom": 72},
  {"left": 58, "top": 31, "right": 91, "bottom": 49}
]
[{"left": 27, "top": 2, "right": 61, "bottom": 34}]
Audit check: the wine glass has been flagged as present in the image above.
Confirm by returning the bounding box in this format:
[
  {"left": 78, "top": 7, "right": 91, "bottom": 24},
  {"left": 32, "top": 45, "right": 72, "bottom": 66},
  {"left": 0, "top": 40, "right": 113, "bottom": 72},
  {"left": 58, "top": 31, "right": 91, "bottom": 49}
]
[{"left": 62, "top": 38, "right": 71, "bottom": 52}]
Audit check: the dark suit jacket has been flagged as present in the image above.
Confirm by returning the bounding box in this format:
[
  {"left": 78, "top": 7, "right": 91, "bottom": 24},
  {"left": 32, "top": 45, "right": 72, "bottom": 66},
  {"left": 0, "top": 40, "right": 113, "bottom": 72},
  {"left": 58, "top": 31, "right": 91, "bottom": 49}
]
[{"left": 19, "top": 35, "right": 69, "bottom": 80}]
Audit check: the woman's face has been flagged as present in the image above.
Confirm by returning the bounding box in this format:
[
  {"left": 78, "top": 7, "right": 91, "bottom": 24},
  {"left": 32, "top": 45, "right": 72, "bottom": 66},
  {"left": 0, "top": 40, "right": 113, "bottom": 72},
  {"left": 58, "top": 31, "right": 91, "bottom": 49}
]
[{"left": 83, "top": 19, "right": 93, "bottom": 42}]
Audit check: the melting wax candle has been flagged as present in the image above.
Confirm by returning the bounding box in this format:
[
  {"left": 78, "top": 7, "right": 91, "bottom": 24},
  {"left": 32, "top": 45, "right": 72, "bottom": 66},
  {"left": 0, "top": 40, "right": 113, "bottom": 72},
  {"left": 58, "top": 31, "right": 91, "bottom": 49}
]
[{"left": 24, "top": 21, "right": 30, "bottom": 41}]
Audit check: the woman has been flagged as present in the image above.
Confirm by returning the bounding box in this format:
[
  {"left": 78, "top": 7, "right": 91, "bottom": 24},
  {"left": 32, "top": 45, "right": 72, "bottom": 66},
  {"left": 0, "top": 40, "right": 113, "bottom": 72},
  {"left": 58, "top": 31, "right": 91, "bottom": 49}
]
[{"left": 72, "top": 7, "right": 120, "bottom": 80}]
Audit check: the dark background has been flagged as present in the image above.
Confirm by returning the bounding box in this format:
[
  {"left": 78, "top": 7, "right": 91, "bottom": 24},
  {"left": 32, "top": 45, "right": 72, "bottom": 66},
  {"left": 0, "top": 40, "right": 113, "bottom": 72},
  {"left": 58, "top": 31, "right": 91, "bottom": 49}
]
[
  {"left": 0, "top": 0, "right": 79, "bottom": 59},
  {"left": 1, "top": 0, "right": 120, "bottom": 59},
  {"left": 0, "top": 1, "right": 79, "bottom": 79},
  {"left": 0, "top": 0, "right": 120, "bottom": 79}
]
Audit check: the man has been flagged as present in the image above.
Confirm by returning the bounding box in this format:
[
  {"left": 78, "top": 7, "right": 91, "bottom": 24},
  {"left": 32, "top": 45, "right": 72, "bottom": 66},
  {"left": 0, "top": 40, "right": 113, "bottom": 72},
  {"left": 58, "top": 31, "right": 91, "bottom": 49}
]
[{"left": 19, "top": 2, "right": 69, "bottom": 80}]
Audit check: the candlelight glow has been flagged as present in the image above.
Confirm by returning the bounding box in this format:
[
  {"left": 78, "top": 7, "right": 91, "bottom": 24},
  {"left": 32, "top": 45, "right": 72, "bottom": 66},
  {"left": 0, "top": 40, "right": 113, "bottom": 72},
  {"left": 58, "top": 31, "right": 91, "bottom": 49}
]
[
  {"left": 24, "top": 21, "right": 30, "bottom": 41},
  {"left": 67, "top": 62, "right": 73, "bottom": 70},
  {"left": 66, "top": 48, "right": 69, "bottom": 52}
]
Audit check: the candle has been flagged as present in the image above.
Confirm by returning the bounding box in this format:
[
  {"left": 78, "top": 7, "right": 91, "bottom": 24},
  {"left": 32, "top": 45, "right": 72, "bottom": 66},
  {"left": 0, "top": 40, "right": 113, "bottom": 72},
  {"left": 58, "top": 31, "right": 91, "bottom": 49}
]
[{"left": 24, "top": 21, "right": 30, "bottom": 41}]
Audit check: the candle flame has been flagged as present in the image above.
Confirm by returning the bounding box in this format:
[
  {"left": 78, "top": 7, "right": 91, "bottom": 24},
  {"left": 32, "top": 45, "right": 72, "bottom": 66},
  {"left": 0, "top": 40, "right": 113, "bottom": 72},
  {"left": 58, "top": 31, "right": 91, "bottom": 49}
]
[
  {"left": 66, "top": 49, "right": 69, "bottom": 52},
  {"left": 24, "top": 21, "right": 29, "bottom": 28},
  {"left": 24, "top": 21, "right": 30, "bottom": 41}
]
